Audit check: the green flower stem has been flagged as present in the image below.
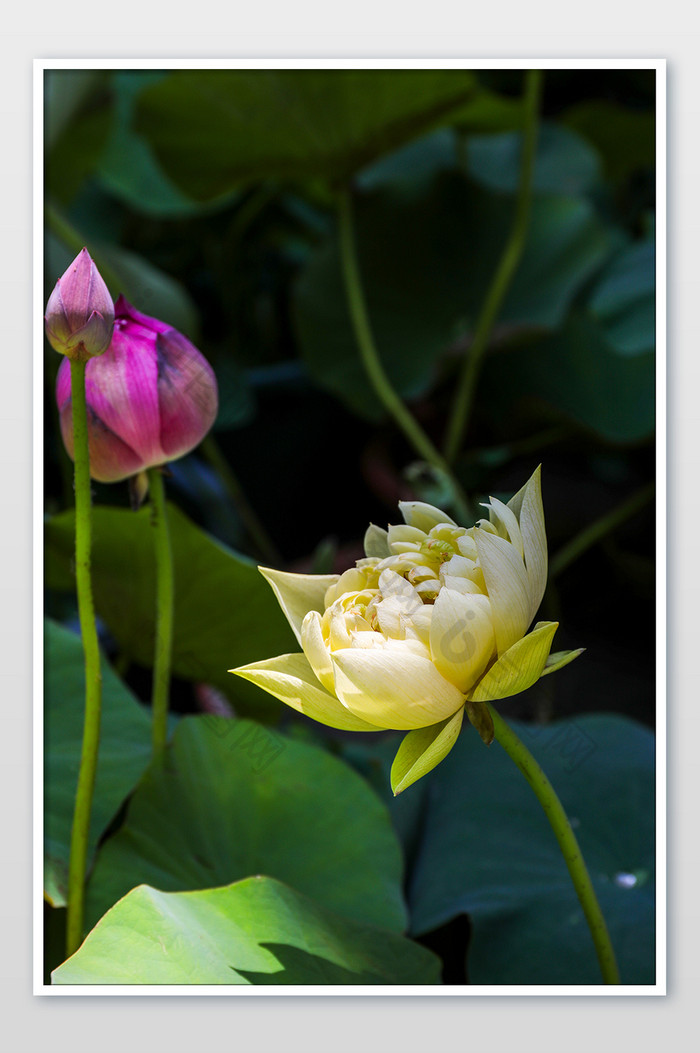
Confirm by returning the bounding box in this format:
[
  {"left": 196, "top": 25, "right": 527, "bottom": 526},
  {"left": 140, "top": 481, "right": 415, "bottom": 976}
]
[
  {"left": 65, "top": 357, "right": 103, "bottom": 958},
  {"left": 148, "top": 467, "right": 174, "bottom": 758},
  {"left": 549, "top": 482, "right": 655, "bottom": 580},
  {"left": 337, "top": 187, "right": 472, "bottom": 525},
  {"left": 486, "top": 703, "right": 621, "bottom": 984},
  {"left": 443, "top": 69, "right": 542, "bottom": 465}
]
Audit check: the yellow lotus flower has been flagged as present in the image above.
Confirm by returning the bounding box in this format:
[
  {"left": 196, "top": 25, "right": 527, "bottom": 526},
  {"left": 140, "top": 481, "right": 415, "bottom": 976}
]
[{"left": 231, "top": 467, "right": 582, "bottom": 792}]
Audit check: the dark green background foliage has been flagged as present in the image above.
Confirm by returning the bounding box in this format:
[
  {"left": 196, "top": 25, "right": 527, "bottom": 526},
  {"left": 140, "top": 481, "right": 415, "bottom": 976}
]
[{"left": 44, "top": 68, "right": 656, "bottom": 986}]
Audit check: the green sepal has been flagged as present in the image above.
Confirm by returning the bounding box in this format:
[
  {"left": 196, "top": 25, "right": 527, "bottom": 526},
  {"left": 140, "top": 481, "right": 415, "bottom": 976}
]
[
  {"left": 390, "top": 706, "right": 465, "bottom": 795},
  {"left": 465, "top": 700, "right": 494, "bottom": 745},
  {"left": 468, "top": 621, "right": 558, "bottom": 703},
  {"left": 540, "top": 647, "right": 585, "bottom": 677}
]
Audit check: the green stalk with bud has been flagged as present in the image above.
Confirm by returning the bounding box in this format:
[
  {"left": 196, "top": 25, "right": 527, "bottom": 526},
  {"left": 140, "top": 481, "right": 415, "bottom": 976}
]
[
  {"left": 45, "top": 248, "right": 114, "bottom": 956},
  {"left": 47, "top": 250, "right": 221, "bottom": 953}
]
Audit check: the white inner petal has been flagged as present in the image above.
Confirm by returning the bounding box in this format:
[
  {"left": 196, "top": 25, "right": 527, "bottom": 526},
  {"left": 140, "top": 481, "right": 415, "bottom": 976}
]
[
  {"left": 300, "top": 610, "right": 336, "bottom": 693},
  {"left": 456, "top": 534, "right": 478, "bottom": 559},
  {"left": 429, "top": 588, "right": 496, "bottom": 693},
  {"left": 488, "top": 496, "right": 525, "bottom": 558},
  {"left": 388, "top": 524, "right": 426, "bottom": 547},
  {"left": 441, "top": 574, "right": 484, "bottom": 595}
]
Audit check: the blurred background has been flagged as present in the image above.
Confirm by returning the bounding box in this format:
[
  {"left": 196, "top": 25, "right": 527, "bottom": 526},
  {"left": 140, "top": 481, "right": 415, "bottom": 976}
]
[{"left": 43, "top": 66, "right": 656, "bottom": 729}]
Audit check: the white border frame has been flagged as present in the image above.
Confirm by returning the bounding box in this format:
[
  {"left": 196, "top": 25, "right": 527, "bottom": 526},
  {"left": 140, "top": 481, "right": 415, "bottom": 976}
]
[{"left": 33, "top": 57, "right": 666, "bottom": 997}]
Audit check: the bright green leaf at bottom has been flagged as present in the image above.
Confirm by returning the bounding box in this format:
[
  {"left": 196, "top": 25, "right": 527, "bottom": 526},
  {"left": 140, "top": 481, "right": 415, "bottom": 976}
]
[
  {"left": 53, "top": 877, "right": 441, "bottom": 985},
  {"left": 85, "top": 716, "right": 408, "bottom": 935}
]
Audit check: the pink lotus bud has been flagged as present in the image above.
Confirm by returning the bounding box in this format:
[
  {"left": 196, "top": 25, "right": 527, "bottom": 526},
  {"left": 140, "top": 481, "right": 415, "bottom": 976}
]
[
  {"left": 45, "top": 248, "right": 114, "bottom": 360},
  {"left": 55, "top": 295, "right": 218, "bottom": 482}
]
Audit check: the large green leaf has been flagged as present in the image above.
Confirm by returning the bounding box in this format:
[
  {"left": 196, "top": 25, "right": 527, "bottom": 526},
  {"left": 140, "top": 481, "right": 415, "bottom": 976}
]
[
  {"left": 44, "top": 620, "right": 152, "bottom": 906},
  {"left": 44, "top": 71, "right": 111, "bottom": 204},
  {"left": 294, "top": 171, "right": 615, "bottom": 419},
  {"left": 563, "top": 100, "right": 655, "bottom": 184},
  {"left": 45, "top": 504, "right": 295, "bottom": 715},
  {"left": 391, "top": 714, "right": 655, "bottom": 985},
  {"left": 467, "top": 121, "right": 602, "bottom": 196},
  {"left": 479, "top": 310, "right": 655, "bottom": 443},
  {"left": 98, "top": 72, "right": 229, "bottom": 217},
  {"left": 44, "top": 70, "right": 107, "bottom": 151},
  {"left": 54, "top": 877, "right": 440, "bottom": 985},
  {"left": 84, "top": 716, "right": 406, "bottom": 935},
  {"left": 133, "top": 69, "right": 491, "bottom": 198},
  {"left": 588, "top": 237, "right": 655, "bottom": 355}
]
